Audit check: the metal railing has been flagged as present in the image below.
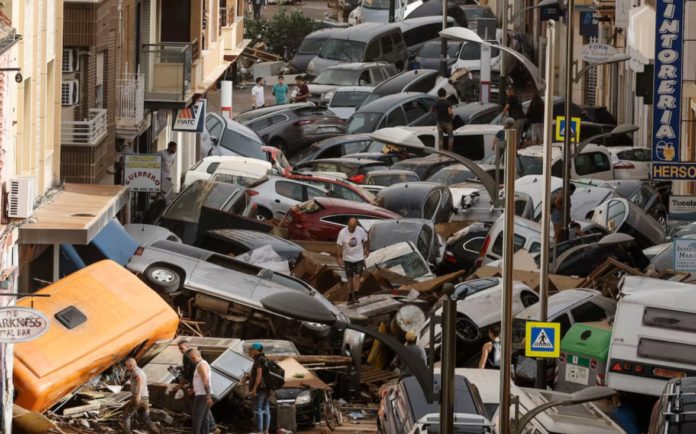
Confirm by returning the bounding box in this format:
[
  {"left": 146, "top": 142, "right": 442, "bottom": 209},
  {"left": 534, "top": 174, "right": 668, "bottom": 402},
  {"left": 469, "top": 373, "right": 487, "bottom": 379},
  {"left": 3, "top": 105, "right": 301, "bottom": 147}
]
[
  {"left": 141, "top": 41, "right": 194, "bottom": 102},
  {"left": 61, "top": 109, "right": 108, "bottom": 146},
  {"left": 116, "top": 73, "right": 144, "bottom": 126}
]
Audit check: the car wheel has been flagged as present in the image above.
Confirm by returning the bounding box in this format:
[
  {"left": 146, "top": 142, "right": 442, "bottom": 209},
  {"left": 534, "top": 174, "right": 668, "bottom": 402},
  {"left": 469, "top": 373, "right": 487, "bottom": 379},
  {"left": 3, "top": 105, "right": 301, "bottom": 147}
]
[
  {"left": 256, "top": 207, "right": 273, "bottom": 221},
  {"left": 455, "top": 316, "right": 480, "bottom": 342},
  {"left": 144, "top": 265, "right": 182, "bottom": 293}
]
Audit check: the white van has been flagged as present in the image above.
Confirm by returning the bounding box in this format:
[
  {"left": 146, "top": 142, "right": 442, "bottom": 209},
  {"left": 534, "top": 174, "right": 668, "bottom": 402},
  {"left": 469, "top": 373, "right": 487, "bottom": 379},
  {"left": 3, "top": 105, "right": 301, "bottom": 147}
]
[
  {"left": 606, "top": 276, "right": 696, "bottom": 396},
  {"left": 396, "top": 124, "right": 503, "bottom": 160},
  {"left": 209, "top": 157, "right": 273, "bottom": 187},
  {"left": 183, "top": 156, "right": 271, "bottom": 188}
]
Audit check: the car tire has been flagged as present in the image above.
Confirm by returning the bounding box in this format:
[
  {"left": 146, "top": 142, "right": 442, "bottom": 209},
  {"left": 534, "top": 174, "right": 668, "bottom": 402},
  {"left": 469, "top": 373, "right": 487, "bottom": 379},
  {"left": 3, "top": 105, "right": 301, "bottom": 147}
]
[
  {"left": 455, "top": 315, "right": 481, "bottom": 342},
  {"left": 257, "top": 207, "right": 273, "bottom": 221},
  {"left": 144, "top": 265, "right": 182, "bottom": 293},
  {"left": 301, "top": 321, "right": 332, "bottom": 338}
]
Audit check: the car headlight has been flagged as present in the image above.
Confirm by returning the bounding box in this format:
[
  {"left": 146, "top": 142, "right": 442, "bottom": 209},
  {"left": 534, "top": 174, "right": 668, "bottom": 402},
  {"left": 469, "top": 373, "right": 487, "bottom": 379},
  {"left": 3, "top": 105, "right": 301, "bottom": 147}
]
[
  {"left": 295, "top": 390, "right": 312, "bottom": 405},
  {"left": 324, "top": 89, "right": 336, "bottom": 101},
  {"left": 307, "top": 61, "right": 315, "bottom": 73}
]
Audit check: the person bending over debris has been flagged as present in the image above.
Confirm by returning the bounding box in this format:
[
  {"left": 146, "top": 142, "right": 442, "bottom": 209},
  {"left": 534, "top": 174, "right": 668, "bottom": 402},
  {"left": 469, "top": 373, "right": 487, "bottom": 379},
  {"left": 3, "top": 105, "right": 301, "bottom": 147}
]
[
  {"left": 190, "top": 349, "right": 216, "bottom": 434},
  {"left": 248, "top": 342, "right": 271, "bottom": 434},
  {"left": 336, "top": 217, "right": 369, "bottom": 304},
  {"left": 122, "top": 358, "right": 160, "bottom": 434}
]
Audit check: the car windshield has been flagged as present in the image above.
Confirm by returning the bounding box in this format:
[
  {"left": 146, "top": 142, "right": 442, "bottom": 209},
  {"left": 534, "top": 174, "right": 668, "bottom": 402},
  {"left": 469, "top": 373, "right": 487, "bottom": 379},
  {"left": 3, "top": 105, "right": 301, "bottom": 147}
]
[
  {"left": 297, "top": 37, "right": 325, "bottom": 55},
  {"left": 210, "top": 173, "right": 260, "bottom": 187},
  {"left": 319, "top": 39, "right": 366, "bottom": 62},
  {"left": 463, "top": 7, "right": 494, "bottom": 19},
  {"left": 366, "top": 173, "right": 418, "bottom": 185},
  {"left": 363, "top": 0, "right": 390, "bottom": 9},
  {"left": 512, "top": 318, "right": 528, "bottom": 345},
  {"left": 427, "top": 167, "right": 475, "bottom": 185},
  {"left": 517, "top": 155, "right": 543, "bottom": 176},
  {"left": 375, "top": 251, "right": 429, "bottom": 279},
  {"left": 163, "top": 182, "right": 237, "bottom": 223},
  {"left": 331, "top": 91, "right": 372, "bottom": 108},
  {"left": 419, "top": 42, "right": 459, "bottom": 58},
  {"left": 347, "top": 112, "right": 382, "bottom": 134},
  {"left": 459, "top": 42, "right": 500, "bottom": 60},
  {"left": 220, "top": 128, "right": 266, "bottom": 160},
  {"left": 313, "top": 69, "right": 360, "bottom": 86}
]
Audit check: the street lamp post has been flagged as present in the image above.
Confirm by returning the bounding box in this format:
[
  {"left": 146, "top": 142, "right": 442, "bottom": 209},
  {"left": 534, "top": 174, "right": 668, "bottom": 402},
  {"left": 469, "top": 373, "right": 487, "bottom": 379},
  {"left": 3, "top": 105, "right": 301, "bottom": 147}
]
[
  {"left": 512, "top": 387, "right": 617, "bottom": 434},
  {"left": 561, "top": 0, "right": 575, "bottom": 243}
]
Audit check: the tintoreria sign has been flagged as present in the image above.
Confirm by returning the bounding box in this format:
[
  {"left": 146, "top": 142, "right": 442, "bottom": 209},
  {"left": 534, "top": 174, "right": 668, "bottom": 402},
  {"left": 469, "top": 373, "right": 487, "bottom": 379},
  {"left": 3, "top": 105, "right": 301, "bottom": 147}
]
[
  {"left": 0, "top": 306, "right": 49, "bottom": 343},
  {"left": 651, "top": 0, "right": 687, "bottom": 180}
]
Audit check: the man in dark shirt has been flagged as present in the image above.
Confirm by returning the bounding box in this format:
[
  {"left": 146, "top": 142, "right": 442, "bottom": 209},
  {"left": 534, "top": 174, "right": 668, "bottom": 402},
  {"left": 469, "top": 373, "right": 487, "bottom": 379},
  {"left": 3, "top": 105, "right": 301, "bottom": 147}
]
[
  {"left": 432, "top": 88, "right": 454, "bottom": 152},
  {"left": 502, "top": 87, "right": 526, "bottom": 140},
  {"left": 248, "top": 342, "right": 271, "bottom": 434},
  {"left": 294, "top": 75, "right": 310, "bottom": 103}
]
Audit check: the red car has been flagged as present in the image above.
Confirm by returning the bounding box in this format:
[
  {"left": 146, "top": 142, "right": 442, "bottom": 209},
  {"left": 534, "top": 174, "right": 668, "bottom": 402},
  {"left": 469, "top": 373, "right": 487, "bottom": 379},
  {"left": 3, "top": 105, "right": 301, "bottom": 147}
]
[
  {"left": 262, "top": 146, "right": 293, "bottom": 176},
  {"left": 281, "top": 197, "right": 400, "bottom": 241},
  {"left": 285, "top": 172, "right": 376, "bottom": 204}
]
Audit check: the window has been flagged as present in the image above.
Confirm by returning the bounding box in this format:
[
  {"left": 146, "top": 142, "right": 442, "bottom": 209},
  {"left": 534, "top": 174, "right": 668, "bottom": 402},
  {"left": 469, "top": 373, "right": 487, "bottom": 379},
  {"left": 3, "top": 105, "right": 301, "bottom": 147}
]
[
  {"left": 391, "top": 33, "right": 403, "bottom": 49},
  {"left": 574, "top": 152, "right": 611, "bottom": 175},
  {"left": 492, "top": 234, "right": 525, "bottom": 255},
  {"left": 275, "top": 181, "right": 304, "bottom": 201},
  {"left": 318, "top": 144, "right": 343, "bottom": 159},
  {"left": 630, "top": 187, "right": 652, "bottom": 208},
  {"left": 551, "top": 160, "right": 563, "bottom": 178},
  {"left": 638, "top": 338, "right": 696, "bottom": 365},
  {"left": 331, "top": 185, "right": 364, "bottom": 202},
  {"left": 643, "top": 307, "right": 696, "bottom": 333},
  {"left": 358, "top": 71, "right": 371, "bottom": 86},
  {"left": 404, "top": 75, "right": 438, "bottom": 93},
  {"left": 269, "top": 114, "right": 289, "bottom": 124},
  {"left": 306, "top": 186, "right": 325, "bottom": 200},
  {"left": 247, "top": 117, "right": 272, "bottom": 132},
  {"left": 343, "top": 141, "right": 368, "bottom": 155},
  {"left": 323, "top": 215, "right": 352, "bottom": 225},
  {"left": 386, "top": 108, "right": 406, "bottom": 127},
  {"left": 403, "top": 23, "right": 441, "bottom": 47},
  {"left": 319, "top": 39, "right": 366, "bottom": 62},
  {"left": 206, "top": 115, "right": 224, "bottom": 140},
  {"left": 330, "top": 91, "right": 371, "bottom": 108},
  {"left": 365, "top": 41, "right": 380, "bottom": 62},
  {"left": 206, "top": 162, "right": 221, "bottom": 174},
  {"left": 423, "top": 191, "right": 441, "bottom": 220},
  {"left": 618, "top": 148, "right": 651, "bottom": 161},
  {"left": 419, "top": 134, "right": 436, "bottom": 148},
  {"left": 381, "top": 35, "right": 394, "bottom": 54},
  {"left": 555, "top": 313, "right": 572, "bottom": 335},
  {"left": 297, "top": 37, "right": 326, "bottom": 55},
  {"left": 370, "top": 67, "right": 385, "bottom": 83},
  {"left": 571, "top": 302, "right": 608, "bottom": 323},
  {"left": 462, "top": 237, "right": 485, "bottom": 253},
  {"left": 403, "top": 99, "right": 429, "bottom": 123},
  {"left": 417, "top": 226, "right": 432, "bottom": 257}
]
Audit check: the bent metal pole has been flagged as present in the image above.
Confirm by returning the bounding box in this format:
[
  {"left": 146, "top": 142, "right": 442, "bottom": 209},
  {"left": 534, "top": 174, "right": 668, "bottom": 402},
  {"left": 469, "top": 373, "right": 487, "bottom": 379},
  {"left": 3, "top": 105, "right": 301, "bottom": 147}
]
[{"left": 499, "top": 118, "right": 517, "bottom": 434}]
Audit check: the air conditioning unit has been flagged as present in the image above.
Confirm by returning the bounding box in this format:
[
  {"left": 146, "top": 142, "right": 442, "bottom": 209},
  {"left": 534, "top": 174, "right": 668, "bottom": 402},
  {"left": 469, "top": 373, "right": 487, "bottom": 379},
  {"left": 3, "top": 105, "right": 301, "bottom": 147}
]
[
  {"left": 8, "top": 176, "right": 35, "bottom": 219},
  {"left": 62, "top": 48, "right": 78, "bottom": 73},
  {"left": 61, "top": 80, "right": 79, "bottom": 106}
]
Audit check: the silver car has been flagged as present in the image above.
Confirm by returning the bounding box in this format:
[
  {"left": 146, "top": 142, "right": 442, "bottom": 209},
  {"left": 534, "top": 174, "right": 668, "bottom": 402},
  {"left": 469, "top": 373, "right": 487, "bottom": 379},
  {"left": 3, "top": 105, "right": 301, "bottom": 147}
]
[
  {"left": 246, "top": 175, "right": 329, "bottom": 221},
  {"left": 127, "top": 240, "right": 346, "bottom": 342}
]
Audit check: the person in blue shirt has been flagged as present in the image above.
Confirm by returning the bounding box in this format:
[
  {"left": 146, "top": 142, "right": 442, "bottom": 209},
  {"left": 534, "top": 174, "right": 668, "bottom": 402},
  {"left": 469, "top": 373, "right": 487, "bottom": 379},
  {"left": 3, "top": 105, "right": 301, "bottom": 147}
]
[{"left": 272, "top": 75, "right": 289, "bottom": 105}]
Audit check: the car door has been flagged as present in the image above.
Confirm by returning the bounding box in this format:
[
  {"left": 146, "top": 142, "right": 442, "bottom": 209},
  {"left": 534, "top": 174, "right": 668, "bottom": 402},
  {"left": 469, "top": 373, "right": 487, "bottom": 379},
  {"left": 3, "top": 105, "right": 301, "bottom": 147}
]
[
  {"left": 403, "top": 99, "right": 430, "bottom": 126},
  {"left": 573, "top": 151, "right": 613, "bottom": 180},
  {"left": 273, "top": 180, "right": 308, "bottom": 217}
]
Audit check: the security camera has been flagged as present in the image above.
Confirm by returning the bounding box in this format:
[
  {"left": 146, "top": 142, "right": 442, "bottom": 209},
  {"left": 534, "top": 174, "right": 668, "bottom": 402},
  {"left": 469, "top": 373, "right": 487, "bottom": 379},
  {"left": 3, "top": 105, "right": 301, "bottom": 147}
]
[{"left": 14, "top": 72, "right": 22, "bottom": 83}]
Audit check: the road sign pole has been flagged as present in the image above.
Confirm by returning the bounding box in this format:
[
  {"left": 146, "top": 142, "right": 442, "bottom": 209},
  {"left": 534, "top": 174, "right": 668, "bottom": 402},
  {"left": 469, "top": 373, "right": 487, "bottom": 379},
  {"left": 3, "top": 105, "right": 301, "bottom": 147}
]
[
  {"left": 537, "top": 19, "right": 556, "bottom": 390},
  {"left": 440, "top": 284, "right": 456, "bottom": 434},
  {"left": 499, "top": 118, "right": 517, "bottom": 434}
]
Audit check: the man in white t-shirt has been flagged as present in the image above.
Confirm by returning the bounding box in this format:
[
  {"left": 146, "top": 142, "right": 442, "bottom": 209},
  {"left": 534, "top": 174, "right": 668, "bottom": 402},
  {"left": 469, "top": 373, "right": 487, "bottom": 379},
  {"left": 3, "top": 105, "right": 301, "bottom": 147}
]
[
  {"left": 251, "top": 77, "right": 266, "bottom": 109},
  {"left": 336, "top": 218, "right": 369, "bottom": 304}
]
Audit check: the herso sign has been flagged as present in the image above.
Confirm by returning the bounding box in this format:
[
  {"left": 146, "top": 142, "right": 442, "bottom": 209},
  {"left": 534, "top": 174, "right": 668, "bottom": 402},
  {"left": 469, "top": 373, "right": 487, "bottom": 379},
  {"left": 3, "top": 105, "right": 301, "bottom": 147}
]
[{"left": 0, "top": 306, "right": 49, "bottom": 343}]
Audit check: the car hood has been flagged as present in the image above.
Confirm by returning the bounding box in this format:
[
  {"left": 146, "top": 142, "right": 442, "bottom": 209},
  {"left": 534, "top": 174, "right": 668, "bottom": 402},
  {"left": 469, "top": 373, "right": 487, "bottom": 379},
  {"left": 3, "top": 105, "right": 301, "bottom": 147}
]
[
  {"left": 454, "top": 283, "right": 532, "bottom": 326},
  {"left": 309, "top": 84, "right": 343, "bottom": 94}
]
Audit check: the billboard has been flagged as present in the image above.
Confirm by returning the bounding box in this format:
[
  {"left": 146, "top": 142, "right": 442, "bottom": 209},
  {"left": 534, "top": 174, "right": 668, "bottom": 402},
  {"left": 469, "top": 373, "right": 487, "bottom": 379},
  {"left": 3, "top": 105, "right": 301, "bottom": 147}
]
[{"left": 124, "top": 155, "right": 162, "bottom": 192}]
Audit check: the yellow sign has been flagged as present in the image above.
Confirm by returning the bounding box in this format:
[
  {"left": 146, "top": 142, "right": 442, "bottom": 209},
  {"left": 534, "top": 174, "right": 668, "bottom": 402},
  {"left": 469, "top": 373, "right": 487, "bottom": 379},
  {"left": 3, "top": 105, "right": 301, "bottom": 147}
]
[
  {"left": 525, "top": 321, "right": 560, "bottom": 358},
  {"left": 554, "top": 116, "right": 582, "bottom": 142}
]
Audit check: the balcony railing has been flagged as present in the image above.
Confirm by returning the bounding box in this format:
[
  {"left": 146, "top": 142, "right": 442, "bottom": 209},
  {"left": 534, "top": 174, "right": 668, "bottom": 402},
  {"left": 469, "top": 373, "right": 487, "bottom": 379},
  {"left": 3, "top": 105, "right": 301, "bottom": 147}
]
[
  {"left": 141, "top": 41, "right": 194, "bottom": 103},
  {"left": 61, "top": 109, "right": 108, "bottom": 146},
  {"left": 116, "top": 73, "right": 145, "bottom": 127}
]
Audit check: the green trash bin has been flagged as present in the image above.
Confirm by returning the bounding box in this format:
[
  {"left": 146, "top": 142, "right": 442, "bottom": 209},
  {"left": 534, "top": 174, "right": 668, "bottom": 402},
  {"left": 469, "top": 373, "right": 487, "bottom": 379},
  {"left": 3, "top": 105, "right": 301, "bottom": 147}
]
[{"left": 555, "top": 322, "right": 612, "bottom": 393}]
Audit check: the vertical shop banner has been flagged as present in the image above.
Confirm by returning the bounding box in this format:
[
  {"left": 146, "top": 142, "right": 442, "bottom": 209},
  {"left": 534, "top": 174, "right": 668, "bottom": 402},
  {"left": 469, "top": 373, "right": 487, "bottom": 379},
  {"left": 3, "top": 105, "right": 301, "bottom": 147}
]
[{"left": 651, "top": 0, "right": 685, "bottom": 180}]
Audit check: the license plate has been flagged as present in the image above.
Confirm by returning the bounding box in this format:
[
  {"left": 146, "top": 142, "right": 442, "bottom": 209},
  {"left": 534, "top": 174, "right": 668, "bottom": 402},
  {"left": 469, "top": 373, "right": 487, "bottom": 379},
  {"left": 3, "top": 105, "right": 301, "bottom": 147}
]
[{"left": 565, "top": 363, "right": 590, "bottom": 385}]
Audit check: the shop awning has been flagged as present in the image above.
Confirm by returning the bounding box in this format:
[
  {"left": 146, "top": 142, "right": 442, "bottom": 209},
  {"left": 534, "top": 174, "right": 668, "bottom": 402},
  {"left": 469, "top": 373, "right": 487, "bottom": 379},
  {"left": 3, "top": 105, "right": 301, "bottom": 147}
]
[{"left": 19, "top": 184, "right": 129, "bottom": 245}]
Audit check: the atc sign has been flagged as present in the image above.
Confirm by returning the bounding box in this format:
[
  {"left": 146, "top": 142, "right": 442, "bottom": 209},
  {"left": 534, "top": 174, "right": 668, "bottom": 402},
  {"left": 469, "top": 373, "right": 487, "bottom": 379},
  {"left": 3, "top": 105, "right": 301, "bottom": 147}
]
[
  {"left": 651, "top": 0, "right": 685, "bottom": 179},
  {"left": 173, "top": 99, "right": 206, "bottom": 133},
  {"left": 525, "top": 321, "right": 560, "bottom": 358},
  {"left": 0, "top": 307, "right": 49, "bottom": 343}
]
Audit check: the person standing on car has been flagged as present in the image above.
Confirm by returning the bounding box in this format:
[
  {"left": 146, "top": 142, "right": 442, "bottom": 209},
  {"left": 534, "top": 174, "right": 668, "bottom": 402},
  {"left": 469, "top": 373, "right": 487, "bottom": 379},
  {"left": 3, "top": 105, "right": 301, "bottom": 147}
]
[
  {"left": 122, "top": 358, "right": 160, "bottom": 434},
  {"left": 252, "top": 77, "right": 266, "bottom": 109},
  {"left": 158, "top": 141, "right": 177, "bottom": 195},
  {"left": 248, "top": 342, "right": 271, "bottom": 434},
  {"left": 294, "top": 75, "right": 310, "bottom": 103},
  {"left": 190, "top": 349, "right": 215, "bottom": 434},
  {"left": 501, "top": 87, "right": 525, "bottom": 140},
  {"left": 432, "top": 88, "right": 454, "bottom": 152},
  {"left": 272, "top": 75, "right": 289, "bottom": 105},
  {"left": 337, "top": 218, "right": 369, "bottom": 304}
]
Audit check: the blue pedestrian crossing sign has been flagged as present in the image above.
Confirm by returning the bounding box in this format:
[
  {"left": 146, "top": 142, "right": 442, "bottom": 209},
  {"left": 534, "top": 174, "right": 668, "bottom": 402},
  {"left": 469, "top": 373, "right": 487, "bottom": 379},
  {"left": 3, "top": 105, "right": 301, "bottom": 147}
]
[
  {"left": 525, "top": 321, "right": 561, "bottom": 358},
  {"left": 555, "top": 116, "right": 581, "bottom": 142}
]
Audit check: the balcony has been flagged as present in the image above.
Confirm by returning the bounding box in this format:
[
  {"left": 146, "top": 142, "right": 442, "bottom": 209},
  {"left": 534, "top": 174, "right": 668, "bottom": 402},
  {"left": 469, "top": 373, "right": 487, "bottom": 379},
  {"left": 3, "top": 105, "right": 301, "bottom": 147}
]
[
  {"left": 61, "top": 109, "right": 108, "bottom": 146},
  {"left": 222, "top": 15, "right": 248, "bottom": 61},
  {"left": 116, "top": 73, "right": 145, "bottom": 128},
  {"left": 142, "top": 42, "right": 194, "bottom": 106}
]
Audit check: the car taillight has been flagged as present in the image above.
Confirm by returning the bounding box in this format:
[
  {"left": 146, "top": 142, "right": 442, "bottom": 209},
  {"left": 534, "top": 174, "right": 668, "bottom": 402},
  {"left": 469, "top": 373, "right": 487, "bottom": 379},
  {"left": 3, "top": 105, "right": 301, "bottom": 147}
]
[
  {"left": 614, "top": 161, "right": 635, "bottom": 169},
  {"left": 295, "top": 119, "right": 316, "bottom": 126},
  {"left": 653, "top": 367, "right": 685, "bottom": 379},
  {"left": 246, "top": 189, "right": 259, "bottom": 196},
  {"left": 475, "top": 235, "right": 490, "bottom": 268},
  {"left": 134, "top": 247, "right": 144, "bottom": 256},
  {"left": 444, "top": 251, "right": 457, "bottom": 264},
  {"left": 349, "top": 174, "right": 365, "bottom": 184}
]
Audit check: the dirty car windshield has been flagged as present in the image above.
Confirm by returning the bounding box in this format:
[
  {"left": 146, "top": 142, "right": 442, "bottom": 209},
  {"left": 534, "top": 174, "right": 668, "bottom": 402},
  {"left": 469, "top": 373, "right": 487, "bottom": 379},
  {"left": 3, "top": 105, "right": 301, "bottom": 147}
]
[
  {"left": 313, "top": 69, "right": 359, "bottom": 86},
  {"left": 220, "top": 128, "right": 266, "bottom": 160},
  {"left": 319, "top": 39, "right": 365, "bottom": 62},
  {"left": 376, "top": 251, "right": 429, "bottom": 279},
  {"left": 347, "top": 112, "right": 382, "bottom": 134},
  {"left": 163, "top": 182, "right": 236, "bottom": 223}
]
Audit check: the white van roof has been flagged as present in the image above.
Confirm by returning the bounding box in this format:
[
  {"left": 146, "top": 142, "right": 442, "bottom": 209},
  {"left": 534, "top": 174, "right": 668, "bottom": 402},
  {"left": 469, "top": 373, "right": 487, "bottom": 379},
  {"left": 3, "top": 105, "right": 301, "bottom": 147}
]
[
  {"left": 453, "top": 124, "right": 504, "bottom": 135},
  {"left": 619, "top": 276, "right": 696, "bottom": 307}
]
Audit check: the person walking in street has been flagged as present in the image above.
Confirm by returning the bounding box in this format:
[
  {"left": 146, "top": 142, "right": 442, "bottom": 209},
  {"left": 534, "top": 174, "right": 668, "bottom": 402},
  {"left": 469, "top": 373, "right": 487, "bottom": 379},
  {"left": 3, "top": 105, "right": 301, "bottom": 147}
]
[
  {"left": 122, "top": 358, "right": 160, "bottom": 434},
  {"left": 272, "top": 76, "right": 289, "bottom": 105},
  {"left": 525, "top": 93, "right": 545, "bottom": 145},
  {"left": 336, "top": 217, "right": 369, "bottom": 304},
  {"left": 249, "top": 0, "right": 264, "bottom": 20},
  {"left": 551, "top": 184, "right": 576, "bottom": 242},
  {"left": 157, "top": 141, "right": 176, "bottom": 195},
  {"left": 501, "top": 87, "right": 525, "bottom": 141},
  {"left": 478, "top": 326, "right": 501, "bottom": 369},
  {"left": 190, "top": 349, "right": 215, "bottom": 434},
  {"left": 248, "top": 342, "right": 271, "bottom": 434},
  {"left": 252, "top": 77, "right": 266, "bottom": 109},
  {"left": 294, "top": 75, "right": 309, "bottom": 103},
  {"left": 432, "top": 88, "right": 454, "bottom": 152}
]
